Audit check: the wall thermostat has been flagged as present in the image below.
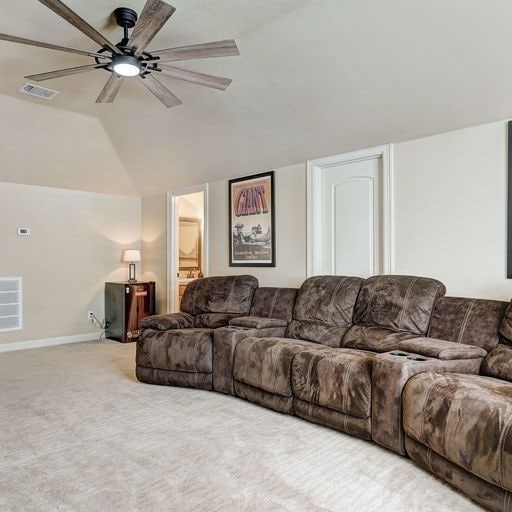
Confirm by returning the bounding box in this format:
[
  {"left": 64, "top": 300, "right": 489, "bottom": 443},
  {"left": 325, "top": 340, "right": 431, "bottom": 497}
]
[{"left": 17, "top": 228, "right": 31, "bottom": 237}]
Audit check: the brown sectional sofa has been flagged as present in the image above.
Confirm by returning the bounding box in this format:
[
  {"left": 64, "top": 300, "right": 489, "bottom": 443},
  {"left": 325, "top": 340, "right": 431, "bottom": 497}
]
[{"left": 136, "top": 274, "right": 512, "bottom": 512}]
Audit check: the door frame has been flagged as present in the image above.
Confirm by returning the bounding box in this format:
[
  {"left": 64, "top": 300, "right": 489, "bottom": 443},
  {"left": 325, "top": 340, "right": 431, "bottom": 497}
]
[
  {"left": 167, "top": 183, "right": 209, "bottom": 313},
  {"left": 306, "top": 144, "right": 394, "bottom": 277}
]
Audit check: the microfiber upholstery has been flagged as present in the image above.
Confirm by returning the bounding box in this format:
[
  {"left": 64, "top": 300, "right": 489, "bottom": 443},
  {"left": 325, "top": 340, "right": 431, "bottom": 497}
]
[
  {"left": 286, "top": 275, "right": 364, "bottom": 347},
  {"left": 137, "top": 275, "right": 259, "bottom": 390},
  {"left": 180, "top": 275, "right": 258, "bottom": 318},
  {"left": 342, "top": 275, "right": 446, "bottom": 352},
  {"left": 248, "top": 287, "right": 298, "bottom": 321},
  {"left": 291, "top": 347, "right": 374, "bottom": 419},
  {"left": 428, "top": 296, "right": 508, "bottom": 352},
  {"left": 403, "top": 372, "right": 512, "bottom": 493}
]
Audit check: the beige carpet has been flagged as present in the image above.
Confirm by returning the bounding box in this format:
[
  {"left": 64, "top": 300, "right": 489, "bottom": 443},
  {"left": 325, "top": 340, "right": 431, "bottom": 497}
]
[{"left": 0, "top": 341, "right": 483, "bottom": 512}]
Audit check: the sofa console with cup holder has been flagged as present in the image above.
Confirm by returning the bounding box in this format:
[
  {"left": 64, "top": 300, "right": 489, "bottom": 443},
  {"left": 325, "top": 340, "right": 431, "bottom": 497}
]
[{"left": 136, "top": 274, "right": 512, "bottom": 512}]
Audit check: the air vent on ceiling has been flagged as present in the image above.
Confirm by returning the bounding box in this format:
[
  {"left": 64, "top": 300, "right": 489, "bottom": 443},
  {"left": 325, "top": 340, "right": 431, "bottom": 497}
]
[
  {"left": 0, "top": 277, "right": 22, "bottom": 332},
  {"left": 17, "top": 83, "right": 59, "bottom": 100}
]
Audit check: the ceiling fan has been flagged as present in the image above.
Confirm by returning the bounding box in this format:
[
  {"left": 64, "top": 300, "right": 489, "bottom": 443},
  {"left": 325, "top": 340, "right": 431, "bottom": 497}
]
[{"left": 0, "top": 0, "right": 239, "bottom": 107}]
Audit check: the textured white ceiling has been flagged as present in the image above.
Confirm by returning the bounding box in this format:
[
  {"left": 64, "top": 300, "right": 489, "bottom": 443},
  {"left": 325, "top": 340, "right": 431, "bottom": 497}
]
[{"left": 1, "top": 0, "right": 512, "bottom": 196}]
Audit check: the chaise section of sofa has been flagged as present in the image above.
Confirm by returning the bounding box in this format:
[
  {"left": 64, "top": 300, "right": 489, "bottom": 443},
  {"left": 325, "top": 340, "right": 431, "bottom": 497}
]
[
  {"left": 401, "top": 297, "right": 511, "bottom": 512},
  {"left": 135, "top": 275, "right": 258, "bottom": 390}
]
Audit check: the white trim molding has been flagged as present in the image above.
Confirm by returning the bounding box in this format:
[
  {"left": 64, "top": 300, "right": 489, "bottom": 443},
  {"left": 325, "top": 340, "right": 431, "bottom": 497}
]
[
  {"left": 167, "top": 183, "right": 209, "bottom": 313},
  {"left": 0, "top": 332, "right": 100, "bottom": 353},
  {"left": 307, "top": 144, "right": 394, "bottom": 277}
]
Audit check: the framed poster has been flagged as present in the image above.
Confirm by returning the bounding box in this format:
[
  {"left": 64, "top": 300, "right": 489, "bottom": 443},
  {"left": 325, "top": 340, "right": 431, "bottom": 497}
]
[{"left": 229, "top": 171, "right": 275, "bottom": 267}]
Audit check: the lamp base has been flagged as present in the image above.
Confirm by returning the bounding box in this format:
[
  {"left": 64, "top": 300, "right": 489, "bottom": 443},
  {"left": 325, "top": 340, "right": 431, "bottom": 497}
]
[{"left": 128, "top": 262, "right": 137, "bottom": 283}]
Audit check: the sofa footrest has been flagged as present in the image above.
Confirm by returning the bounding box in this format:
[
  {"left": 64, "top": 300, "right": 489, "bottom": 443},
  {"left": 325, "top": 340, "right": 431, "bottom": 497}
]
[
  {"left": 293, "top": 398, "right": 371, "bottom": 440},
  {"left": 136, "top": 365, "right": 212, "bottom": 390},
  {"left": 234, "top": 381, "right": 293, "bottom": 413},
  {"left": 405, "top": 435, "right": 509, "bottom": 512}
]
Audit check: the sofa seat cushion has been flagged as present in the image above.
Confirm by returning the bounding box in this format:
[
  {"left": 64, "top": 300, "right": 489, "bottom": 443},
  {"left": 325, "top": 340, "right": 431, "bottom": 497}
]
[
  {"left": 137, "top": 328, "right": 213, "bottom": 373},
  {"left": 403, "top": 371, "right": 512, "bottom": 492},
  {"left": 291, "top": 348, "right": 374, "bottom": 419},
  {"left": 233, "top": 337, "right": 323, "bottom": 397}
]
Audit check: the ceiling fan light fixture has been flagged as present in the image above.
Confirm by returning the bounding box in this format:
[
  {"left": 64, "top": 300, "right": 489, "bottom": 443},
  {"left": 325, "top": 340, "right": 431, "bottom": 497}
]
[{"left": 112, "top": 55, "right": 141, "bottom": 77}]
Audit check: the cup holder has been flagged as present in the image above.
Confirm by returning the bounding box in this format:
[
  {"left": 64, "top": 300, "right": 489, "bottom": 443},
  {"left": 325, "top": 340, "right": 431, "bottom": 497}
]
[
  {"left": 389, "top": 351, "right": 409, "bottom": 357},
  {"left": 406, "top": 355, "right": 427, "bottom": 361}
]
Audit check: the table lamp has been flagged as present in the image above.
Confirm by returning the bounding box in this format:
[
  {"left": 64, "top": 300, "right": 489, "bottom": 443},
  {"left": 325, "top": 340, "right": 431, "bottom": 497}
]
[{"left": 123, "top": 249, "right": 141, "bottom": 283}]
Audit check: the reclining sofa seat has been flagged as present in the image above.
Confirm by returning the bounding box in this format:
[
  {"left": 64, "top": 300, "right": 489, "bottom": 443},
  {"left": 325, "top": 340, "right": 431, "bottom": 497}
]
[
  {"left": 401, "top": 297, "right": 512, "bottom": 512},
  {"left": 136, "top": 275, "right": 258, "bottom": 390},
  {"left": 213, "top": 286, "right": 299, "bottom": 395},
  {"left": 231, "top": 274, "right": 446, "bottom": 441}
]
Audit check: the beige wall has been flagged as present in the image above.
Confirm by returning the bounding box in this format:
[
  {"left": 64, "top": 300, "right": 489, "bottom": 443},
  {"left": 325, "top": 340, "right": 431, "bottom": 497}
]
[
  {"left": 141, "top": 194, "right": 168, "bottom": 314},
  {"left": 0, "top": 182, "right": 140, "bottom": 345},
  {"left": 208, "top": 164, "right": 307, "bottom": 287},
  {"left": 394, "top": 120, "right": 511, "bottom": 300},
  {"left": 0, "top": 94, "right": 137, "bottom": 196},
  {"left": 140, "top": 164, "right": 307, "bottom": 310},
  {"left": 141, "top": 121, "right": 512, "bottom": 307}
]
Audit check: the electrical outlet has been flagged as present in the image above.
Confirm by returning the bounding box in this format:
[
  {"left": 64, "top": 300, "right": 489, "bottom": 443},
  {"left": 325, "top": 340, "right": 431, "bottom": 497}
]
[{"left": 88, "top": 311, "right": 94, "bottom": 322}]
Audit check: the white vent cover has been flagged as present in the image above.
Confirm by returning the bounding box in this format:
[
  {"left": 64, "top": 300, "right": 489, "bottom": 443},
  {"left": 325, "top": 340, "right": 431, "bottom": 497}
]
[
  {"left": 18, "top": 83, "right": 59, "bottom": 100},
  {"left": 0, "top": 277, "right": 22, "bottom": 332}
]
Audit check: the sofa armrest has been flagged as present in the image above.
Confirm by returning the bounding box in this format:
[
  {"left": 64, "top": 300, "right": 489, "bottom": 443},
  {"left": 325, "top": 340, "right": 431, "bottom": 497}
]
[
  {"left": 229, "top": 316, "right": 288, "bottom": 329},
  {"left": 139, "top": 312, "right": 194, "bottom": 331},
  {"left": 372, "top": 351, "right": 483, "bottom": 455},
  {"left": 213, "top": 324, "right": 287, "bottom": 395},
  {"left": 397, "top": 337, "right": 487, "bottom": 360}
]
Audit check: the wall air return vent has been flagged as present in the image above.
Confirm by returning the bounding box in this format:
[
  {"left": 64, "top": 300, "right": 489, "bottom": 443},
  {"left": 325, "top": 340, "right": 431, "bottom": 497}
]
[
  {"left": 17, "top": 83, "right": 59, "bottom": 100},
  {"left": 0, "top": 277, "right": 22, "bottom": 332}
]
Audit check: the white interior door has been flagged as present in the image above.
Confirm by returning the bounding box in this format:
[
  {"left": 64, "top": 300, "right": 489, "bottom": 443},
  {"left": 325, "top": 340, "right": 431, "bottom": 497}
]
[
  {"left": 308, "top": 145, "right": 393, "bottom": 278},
  {"left": 319, "top": 156, "right": 383, "bottom": 277}
]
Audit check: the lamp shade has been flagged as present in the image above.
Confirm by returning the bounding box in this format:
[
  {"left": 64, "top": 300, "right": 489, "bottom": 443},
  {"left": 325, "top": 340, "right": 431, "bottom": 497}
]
[{"left": 123, "top": 249, "right": 141, "bottom": 263}]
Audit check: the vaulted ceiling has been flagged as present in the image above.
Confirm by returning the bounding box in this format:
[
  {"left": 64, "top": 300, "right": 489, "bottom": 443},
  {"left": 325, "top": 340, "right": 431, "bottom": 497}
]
[{"left": 1, "top": 0, "right": 512, "bottom": 197}]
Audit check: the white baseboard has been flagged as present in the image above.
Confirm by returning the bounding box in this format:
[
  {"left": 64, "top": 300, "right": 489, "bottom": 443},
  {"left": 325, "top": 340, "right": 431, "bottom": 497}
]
[{"left": 0, "top": 332, "right": 100, "bottom": 353}]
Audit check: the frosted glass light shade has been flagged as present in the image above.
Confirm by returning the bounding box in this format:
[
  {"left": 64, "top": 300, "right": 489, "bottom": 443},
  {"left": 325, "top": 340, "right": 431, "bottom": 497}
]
[{"left": 123, "top": 249, "right": 141, "bottom": 263}]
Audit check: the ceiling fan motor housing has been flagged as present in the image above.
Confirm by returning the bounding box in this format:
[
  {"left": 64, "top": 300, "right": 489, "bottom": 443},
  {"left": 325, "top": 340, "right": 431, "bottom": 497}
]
[{"left": 113, "top": 7, "right": 138, "bottom": 29}]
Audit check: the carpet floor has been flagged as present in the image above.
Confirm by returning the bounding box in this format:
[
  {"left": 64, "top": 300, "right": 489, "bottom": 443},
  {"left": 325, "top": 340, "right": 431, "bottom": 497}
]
[{"left": 0, "top": 340, "right": 483, "bottom": 512}]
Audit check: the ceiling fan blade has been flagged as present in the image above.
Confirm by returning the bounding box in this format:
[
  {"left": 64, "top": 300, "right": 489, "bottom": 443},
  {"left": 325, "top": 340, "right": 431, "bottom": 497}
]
[
  {"left": 38, "top": 0, "right": 119, "bottom": 54},
  {"left": 0, "top": 33, "right": 108, "bottom": 59},
  {"left": 149, "top": 39, "right": 239, "bottom": 62},
  {"left": 25, "top": 63, "right": 108, "bottom": 82},
  {"left": 96, "top": 74, "right": 124, "bottom": 103},
  {"left": 138, "top": 74, "right": 182, "bottom": 108},
  {"left": 128, "top": 0, "right": 176, "bottom": 56},
  {"left": 154, "top": 65, "right": 232, "bottom": 90}
]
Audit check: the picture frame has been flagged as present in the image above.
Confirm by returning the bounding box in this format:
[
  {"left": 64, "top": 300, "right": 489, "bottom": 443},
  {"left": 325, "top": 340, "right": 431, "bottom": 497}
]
[
  {"left": 179, "top": 217, "right": 201, "bottom": 270},
  {"left": 229, "top": 171, "right": 275, "bottom": 267}
]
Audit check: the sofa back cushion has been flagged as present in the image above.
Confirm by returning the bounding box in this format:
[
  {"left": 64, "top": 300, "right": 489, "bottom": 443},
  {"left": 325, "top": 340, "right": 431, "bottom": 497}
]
[
  {"left": 428, "top": 296, "right": 508, "bottom": 352},
  {"left": 180, "top": 275, "right": 258, "bottom": 323},
  {"left": 341, "top": 275, "right": 446, "bottom": 352},
  {"left": 285, "top": 275, "right": 364, "bottom": 347},
  {"left": 481, "top": 344, "right": 512, "bottom": 382},
  {"left": 249, "top": 287, "right": 298, "bottom": 321}
]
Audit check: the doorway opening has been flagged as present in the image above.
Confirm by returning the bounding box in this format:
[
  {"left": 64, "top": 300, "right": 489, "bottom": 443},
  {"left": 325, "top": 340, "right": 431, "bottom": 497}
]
[
  {"left": 167, "top": 184, "right": 208, "bottom": 312},
  {"left": 307, "top": 145, "right": 394, "bottom": 278}
]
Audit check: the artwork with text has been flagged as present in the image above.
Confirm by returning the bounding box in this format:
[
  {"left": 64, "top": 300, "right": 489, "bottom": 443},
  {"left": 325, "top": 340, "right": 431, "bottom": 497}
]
[{"left": 229, "top": 171, "right": 275, "bottom": 266}]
